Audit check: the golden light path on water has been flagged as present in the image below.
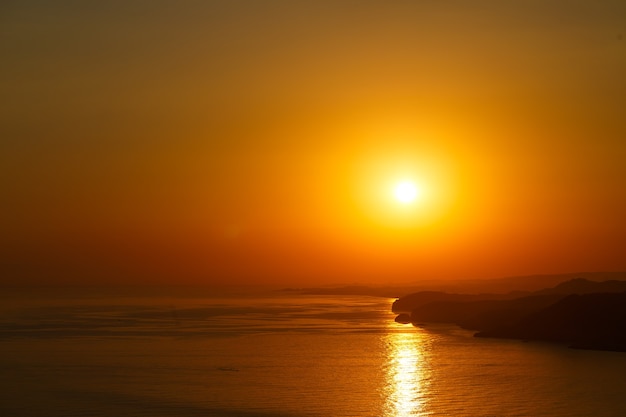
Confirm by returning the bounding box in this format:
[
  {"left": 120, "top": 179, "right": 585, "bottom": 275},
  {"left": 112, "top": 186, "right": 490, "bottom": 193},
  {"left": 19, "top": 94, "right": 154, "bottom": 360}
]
[{"left": 384, "top": 325, "right": 431, "bottom": 416}]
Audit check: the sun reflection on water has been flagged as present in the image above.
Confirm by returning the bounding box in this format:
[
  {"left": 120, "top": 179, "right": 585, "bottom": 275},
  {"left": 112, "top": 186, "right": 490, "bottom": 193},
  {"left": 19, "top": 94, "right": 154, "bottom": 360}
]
[{"left": 384, "top": 326, "right": 430, "bottom": 416}]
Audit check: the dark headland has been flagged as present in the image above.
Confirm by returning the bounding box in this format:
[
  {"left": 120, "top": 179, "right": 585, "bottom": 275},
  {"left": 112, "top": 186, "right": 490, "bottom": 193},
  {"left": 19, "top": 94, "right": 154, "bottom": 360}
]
[{"left": 391, "top": 272, "right": 626, "bottom": 352}]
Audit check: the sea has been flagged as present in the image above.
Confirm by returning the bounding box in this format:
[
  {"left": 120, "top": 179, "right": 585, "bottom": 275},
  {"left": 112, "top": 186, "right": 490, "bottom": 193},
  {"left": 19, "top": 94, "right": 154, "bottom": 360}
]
[{"left": 1, "top": 287, "right": 626, "bottom": 417}]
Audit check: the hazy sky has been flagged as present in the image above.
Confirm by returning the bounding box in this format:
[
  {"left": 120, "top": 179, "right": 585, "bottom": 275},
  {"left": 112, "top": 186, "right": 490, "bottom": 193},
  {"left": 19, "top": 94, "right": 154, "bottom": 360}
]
[{"left": 2, "top": 0, "right": 626, "bottom": 285}]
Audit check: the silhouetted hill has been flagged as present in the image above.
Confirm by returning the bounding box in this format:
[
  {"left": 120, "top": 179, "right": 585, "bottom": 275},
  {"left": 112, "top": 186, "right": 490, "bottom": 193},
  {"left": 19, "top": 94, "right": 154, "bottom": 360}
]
[
  {"left": 476, "top": 292, "right": 626, "bottom": 351},
  {"left": 391, "top": 291, "right": 521, "bottom": 314},
  {"left": 408, "top": 294, "right": 565, "bottom": 331},
  {"left": 393, "top": 277, "right": 626, "bottom": 351},
  {"left": 395, "top": 278, "right": 626, "bottom": 317}
]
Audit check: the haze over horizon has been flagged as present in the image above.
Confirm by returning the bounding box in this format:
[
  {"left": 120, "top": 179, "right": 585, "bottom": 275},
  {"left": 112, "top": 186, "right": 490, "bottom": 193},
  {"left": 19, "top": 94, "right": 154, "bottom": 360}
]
[{"left": 2, "top": 0, "right": 626, "bottom": 286}]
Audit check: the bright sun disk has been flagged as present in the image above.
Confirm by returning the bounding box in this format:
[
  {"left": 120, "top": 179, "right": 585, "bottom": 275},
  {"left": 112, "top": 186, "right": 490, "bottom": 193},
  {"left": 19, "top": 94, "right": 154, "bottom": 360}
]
[{"left": 394, "top": 180, "right": 419, "bottom": 204}]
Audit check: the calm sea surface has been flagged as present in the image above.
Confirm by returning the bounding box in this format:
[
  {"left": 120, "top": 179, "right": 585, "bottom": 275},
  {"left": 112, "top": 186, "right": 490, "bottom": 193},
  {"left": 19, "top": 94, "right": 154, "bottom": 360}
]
[{"left": 1, "top": 288, "right": 626, "bottom": 416}]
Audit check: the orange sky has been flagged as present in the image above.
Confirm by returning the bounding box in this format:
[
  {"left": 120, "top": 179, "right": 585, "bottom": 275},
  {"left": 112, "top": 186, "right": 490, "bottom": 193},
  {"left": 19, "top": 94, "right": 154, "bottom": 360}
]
[{"left": 1, "top": 1, "right": 626, "bottom": 286}]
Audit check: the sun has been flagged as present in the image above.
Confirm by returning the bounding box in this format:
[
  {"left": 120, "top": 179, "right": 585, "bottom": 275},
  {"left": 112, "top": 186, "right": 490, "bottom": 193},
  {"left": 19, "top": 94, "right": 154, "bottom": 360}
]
[{"left": 393, "top": 180, "right": 420, "bottom": 204}]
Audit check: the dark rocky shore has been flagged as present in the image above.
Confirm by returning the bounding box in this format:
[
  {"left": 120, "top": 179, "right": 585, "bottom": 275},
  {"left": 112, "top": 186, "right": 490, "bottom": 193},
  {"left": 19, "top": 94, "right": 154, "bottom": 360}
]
[{"left": 393, "top": 278, "right": 626, "bottom": 352}]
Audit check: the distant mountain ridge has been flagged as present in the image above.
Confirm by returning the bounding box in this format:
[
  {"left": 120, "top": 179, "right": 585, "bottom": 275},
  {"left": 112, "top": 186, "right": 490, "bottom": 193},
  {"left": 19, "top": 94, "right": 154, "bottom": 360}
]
[
  {"left": 443, "top": 271, "right": 626, "bottom": 293},
  {"left": 290, "top": 272, "right": 626, "bottom": 299}
]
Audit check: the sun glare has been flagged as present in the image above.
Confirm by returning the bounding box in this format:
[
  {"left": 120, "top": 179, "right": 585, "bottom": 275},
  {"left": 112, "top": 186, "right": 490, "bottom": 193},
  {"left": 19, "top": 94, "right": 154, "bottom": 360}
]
[{"left": 394, "top": 181, "right": 420, "bottom": 204}]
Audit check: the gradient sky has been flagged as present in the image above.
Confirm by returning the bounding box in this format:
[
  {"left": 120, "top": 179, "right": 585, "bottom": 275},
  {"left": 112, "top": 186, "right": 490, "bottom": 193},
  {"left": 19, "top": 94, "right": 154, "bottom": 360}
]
[{"left": 2, "top": 0, "right": 626, "bottom": 286}]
